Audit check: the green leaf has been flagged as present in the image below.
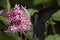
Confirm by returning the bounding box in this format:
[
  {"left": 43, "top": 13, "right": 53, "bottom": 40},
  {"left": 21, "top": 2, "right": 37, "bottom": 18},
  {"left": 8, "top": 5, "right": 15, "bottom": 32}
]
[
  {"left": 0, "top": 32, "right": 16, "bottom": 40},
  {"left": 52, "top": 10, "right": 60, "bottom": 21},
  {"left": 57, "top": 0, "right": 60, "bottom": 6},
  {"left": 45, "top": 34, "right": 60, "bottom": 40},
  {"left": 33, "top": 0, "right": 51, "bottom": 5},
  {"left": 0, "top": 16, "right": 7, "bottom": 31},
  {"left": 47, "top": 20, "right": 56, "bottom": 24},
  {"left": 0, "top": 31, "right": 22, "bottom": 40},
  {"left": 0, "top": 16, "right": 6, "bottom": 24},
  {"left": 28, "top": 8, "right": 38, "bottom": 15}
]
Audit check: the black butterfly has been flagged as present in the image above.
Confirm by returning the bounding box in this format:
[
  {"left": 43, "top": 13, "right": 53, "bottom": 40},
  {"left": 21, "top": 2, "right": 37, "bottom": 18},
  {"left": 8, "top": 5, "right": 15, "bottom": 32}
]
[{"left": 31, "top": 6, "right": 60, "bottom": 40}]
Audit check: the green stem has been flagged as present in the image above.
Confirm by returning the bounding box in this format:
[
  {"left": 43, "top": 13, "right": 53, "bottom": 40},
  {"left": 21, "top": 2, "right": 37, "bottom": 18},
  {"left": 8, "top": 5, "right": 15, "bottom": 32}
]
[
  {"left": 42, "top": 0, "right": 46, "bottom": 8},
  {"left": 50, "top": 18, "right": 56, "bottom": 34},
  {"left": 45, "top": 21, "right": 48, "bottom": 37},
  {"left": 7, "top": 0, "right": 11, "bottom": 10}
]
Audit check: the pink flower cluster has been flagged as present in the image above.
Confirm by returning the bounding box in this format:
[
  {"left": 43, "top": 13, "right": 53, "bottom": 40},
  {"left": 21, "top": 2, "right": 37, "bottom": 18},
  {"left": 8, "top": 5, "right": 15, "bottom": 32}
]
[
  {"left": 0, "top": 10, "right": 3, "bottom": 14},
  {"left": 5, "top": 4, "right": 31, "bottom": 33}
]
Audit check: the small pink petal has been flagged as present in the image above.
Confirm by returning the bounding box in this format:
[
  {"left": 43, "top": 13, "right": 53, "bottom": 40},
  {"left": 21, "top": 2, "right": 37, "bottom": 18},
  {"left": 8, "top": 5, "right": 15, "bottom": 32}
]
[{"left": 0, "top": 10, "right": 3, "bottom": 14}]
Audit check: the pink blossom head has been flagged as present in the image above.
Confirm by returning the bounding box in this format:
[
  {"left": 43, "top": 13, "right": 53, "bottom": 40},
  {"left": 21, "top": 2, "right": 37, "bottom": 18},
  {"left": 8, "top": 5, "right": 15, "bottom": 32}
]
[
  {"left": 0, "top": 10, "right": 3, "bottom": 14},
  {"left": 5, "top": 4, "right": 31, "bottom": 33}
]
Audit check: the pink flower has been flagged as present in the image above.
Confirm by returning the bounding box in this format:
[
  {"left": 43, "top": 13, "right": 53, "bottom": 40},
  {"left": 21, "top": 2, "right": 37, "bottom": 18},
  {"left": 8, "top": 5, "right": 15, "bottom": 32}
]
[
  {"left": 0, "top": 10, "right": 3, "bottom": 14},
  {"left": 5, "top": 4, "right": 31, "bottom": 33}
]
